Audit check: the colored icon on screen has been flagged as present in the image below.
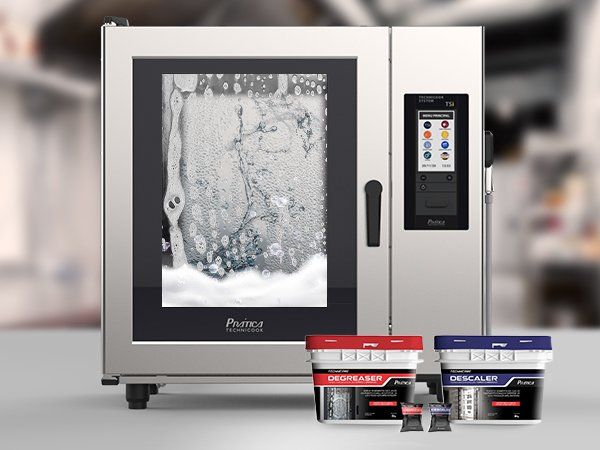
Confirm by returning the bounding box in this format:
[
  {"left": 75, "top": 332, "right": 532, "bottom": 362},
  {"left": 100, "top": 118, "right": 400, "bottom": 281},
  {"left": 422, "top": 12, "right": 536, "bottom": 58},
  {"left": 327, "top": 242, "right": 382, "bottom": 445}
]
[
  {"left": 424, "top": 141, "right": 432, "bottom": 149},
  {"left": 424, "top": 151, "right": 432, "bottom": 160},
  {"left": 424, "top": 130, "right": 432, "bottom": 139},
  {"left": 424, "top": 121, "right": 432, "bottom": 129},
  {"left": 441, "top": 152, "right": 450, "bottom": 161},
  {"left": 441, "top": 120, "right": 449, "bottom": 128},
  {"left": 441, "top": 141, "right": 449, "bottom": 149}
]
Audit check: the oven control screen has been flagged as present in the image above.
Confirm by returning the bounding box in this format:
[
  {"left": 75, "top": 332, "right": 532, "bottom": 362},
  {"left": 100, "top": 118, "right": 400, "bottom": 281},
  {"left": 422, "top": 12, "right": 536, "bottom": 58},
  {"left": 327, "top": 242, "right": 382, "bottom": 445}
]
[{"left": 417, "top": 111, "right": 455, "bottom": 172}]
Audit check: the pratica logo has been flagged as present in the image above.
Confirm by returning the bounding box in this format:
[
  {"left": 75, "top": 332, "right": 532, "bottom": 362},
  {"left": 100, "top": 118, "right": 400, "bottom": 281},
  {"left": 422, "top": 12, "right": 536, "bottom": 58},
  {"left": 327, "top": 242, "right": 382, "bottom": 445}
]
[
  {"left": 225, "top": 318, "right": 264, "bottom": 333},
  {"left": 427, "top": 219, "right": 446, "bottom": 227}
]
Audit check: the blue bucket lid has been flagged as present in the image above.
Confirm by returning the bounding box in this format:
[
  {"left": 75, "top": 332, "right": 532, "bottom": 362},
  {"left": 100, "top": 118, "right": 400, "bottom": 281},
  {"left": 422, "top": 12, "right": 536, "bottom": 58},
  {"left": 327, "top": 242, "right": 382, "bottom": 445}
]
[{"left": 434, "top": 335, "right": 552, "bottom": 351}]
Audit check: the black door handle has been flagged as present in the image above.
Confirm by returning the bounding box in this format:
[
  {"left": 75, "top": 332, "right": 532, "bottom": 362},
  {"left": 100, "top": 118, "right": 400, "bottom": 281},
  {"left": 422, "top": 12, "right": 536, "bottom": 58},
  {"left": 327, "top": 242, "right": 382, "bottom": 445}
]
[{"left": 365, "top": 180, "right": 383, "bottom": 247}]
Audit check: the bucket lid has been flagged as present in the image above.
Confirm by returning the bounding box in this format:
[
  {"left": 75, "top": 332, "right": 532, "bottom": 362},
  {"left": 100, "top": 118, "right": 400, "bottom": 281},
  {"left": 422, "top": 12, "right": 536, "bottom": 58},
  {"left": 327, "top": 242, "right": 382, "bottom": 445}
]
[
  {"left": 306, "top": 335, "right": 423, "bottom": 351},
  {"left": 434, "top": 335, "right": 552, "bottom": 351}
]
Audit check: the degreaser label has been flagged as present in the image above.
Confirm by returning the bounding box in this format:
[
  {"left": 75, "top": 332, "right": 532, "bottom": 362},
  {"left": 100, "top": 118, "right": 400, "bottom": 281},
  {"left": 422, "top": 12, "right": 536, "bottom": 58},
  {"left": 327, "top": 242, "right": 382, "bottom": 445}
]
[
  {"left": 313, "top": 372, "right": 415, "bottom": 387},
  {"left": 313, "top": 368, "right": 416, "bottom": 421}
]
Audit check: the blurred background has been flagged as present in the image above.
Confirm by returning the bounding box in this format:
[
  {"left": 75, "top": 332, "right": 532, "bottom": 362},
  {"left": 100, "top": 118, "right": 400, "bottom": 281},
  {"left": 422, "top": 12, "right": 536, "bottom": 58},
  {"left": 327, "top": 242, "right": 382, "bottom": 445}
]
[{"left": 0, "top": 0, "right": 598, "bottom": 330}]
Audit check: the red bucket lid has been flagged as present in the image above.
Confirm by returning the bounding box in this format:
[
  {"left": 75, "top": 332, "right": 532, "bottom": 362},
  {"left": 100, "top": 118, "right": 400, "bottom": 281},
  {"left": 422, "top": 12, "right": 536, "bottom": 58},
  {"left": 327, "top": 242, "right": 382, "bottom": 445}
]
[{"left": 306, "top": 335, "right": 423, "bottom": 351}]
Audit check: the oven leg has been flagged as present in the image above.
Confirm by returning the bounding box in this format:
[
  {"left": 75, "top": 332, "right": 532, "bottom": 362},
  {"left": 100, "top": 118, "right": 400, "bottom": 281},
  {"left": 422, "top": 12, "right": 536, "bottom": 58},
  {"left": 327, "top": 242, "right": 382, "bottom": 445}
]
[
  {"left": 149, "top": 384, "right": 159, "bottom": 395},
  {"left": 418, "top": 375, "right": 444, "bottom": 402},
  {"left": 427, "top": 381, "right": 444, "bottom": 402},
  {"left": 426, "top": 380, "right": 444, "bottom": 402},
  {"left": 126, "top": 384, "right": 150, "bottom": 409}
]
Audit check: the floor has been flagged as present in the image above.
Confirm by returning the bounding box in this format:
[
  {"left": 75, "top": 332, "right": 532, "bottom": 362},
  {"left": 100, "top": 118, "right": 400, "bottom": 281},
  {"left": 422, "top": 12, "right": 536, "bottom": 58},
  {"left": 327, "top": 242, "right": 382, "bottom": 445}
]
[{"left": 1, "top": 329, "right": 596, "bottom": 449}]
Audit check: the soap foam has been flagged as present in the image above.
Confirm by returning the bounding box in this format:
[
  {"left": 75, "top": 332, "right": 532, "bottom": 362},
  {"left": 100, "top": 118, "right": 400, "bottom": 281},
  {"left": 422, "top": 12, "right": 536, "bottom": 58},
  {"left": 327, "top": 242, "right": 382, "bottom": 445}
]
[{"left": 162, "top": 253, "right": 326, "bottom": 307}]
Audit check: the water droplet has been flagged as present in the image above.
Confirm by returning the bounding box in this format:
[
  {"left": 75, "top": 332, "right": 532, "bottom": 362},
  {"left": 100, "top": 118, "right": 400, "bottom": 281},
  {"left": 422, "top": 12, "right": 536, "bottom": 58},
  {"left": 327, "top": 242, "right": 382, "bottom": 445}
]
[
  {"left": 209, "top": 263, "right": 219, "bottom": 274},
  {"left": 233, "top": 83, "right": 241, "bottom": 94},
  {"left": 270, "top": 195, "right": 289, "bottom": 208},
  {"left": 247, "top": 89, "right": 253, "bottom": 98},
  {"left": 317, "top": 85, "right": 322, "bottom": 94},
  {"left": 212, "top": 243, "right": 218, "bottom": 251},
  {"left": 204, "top": 87, "right": 213, "bottom": 97},
  {"left": 262, "top": 270, "right": 271, "bottom": 278},
  {"left": 221, "top": 235, "right": 229, "bottom": 247},
  {"left": 209, "top": 210, "right": 217, "bottom": 227},
  {"left": 289, "top": 248, "right": 295, "bottom": 256},
  {"left": 218, "top": 268, "right": 225, "bottom": 276},
  {"left": 194, "top": 235, "right": 206, "bottom": 254},
  {"left": 223, "top": 82, "right": 229, "bottom": 90},
  {"left": 310, "top": 81, "right": 316, "bottom": 88},
  {"left": 291, "top": 75, "right": 297, "bottom": 83},
  {"left": 189, "top": 222, "right": 197, "bottom": 237},
  {"left": 206, "top": 251, "right": 213, "bottom": 263},
  {"left": 235, "top": 74, "right": 240, "bottom": 80},
  {"left": 196, "top": 261, "right": 204, "bottom": 271},
  {"left": 215, "top": 256, "right": 222, "bottom": 265},
  {"left": 216, "top": 74, "right": 223, "bottom": 79},
  {"left": 268, "top": 242, "right": 282, "bottom": 256},
  {"left": 294, "top": 85, "right": 301, "bottom": 95},
  {"left": 317, "top": 74, "right": 323, "bottom": 81}
]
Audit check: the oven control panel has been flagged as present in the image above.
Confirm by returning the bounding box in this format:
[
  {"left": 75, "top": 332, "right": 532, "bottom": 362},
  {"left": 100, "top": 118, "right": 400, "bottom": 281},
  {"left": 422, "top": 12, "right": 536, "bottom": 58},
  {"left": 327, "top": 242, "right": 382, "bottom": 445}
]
[{"left": 404, "top": 94, "right": 469, "bottom": 230}]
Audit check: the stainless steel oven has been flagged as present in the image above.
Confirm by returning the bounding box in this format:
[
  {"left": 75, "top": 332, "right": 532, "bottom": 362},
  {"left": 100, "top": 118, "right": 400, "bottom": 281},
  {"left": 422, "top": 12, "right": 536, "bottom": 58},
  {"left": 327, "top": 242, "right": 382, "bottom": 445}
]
[{"left": 101, "top": 22, "right": 491, "bottom": 409}]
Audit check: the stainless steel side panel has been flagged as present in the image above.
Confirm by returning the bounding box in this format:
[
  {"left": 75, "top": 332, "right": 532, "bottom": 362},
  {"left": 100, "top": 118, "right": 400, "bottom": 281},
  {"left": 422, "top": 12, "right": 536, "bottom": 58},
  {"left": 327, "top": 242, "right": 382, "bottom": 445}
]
[
  {"left": 102, "top": 27, "right": 390, "bottom": 377},
  {"left": 391, "top": 27, "right": 485, "bottom": 374}
]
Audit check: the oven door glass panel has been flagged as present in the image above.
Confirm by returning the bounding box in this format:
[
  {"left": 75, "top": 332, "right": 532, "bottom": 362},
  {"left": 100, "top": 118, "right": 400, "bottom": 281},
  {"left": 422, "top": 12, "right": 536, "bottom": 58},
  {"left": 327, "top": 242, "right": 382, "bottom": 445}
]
[
  {"left": 133, "top": 59, "right": 356, "bottom": 341},
  {"left": 162, "top": 73, "right": 328, "bottom": 308}
]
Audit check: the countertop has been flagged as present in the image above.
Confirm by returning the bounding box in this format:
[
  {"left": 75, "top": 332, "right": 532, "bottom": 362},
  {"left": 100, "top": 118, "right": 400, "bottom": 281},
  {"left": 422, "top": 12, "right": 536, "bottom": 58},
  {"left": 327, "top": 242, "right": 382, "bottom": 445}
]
[{"left": 1, "top": 329, "right": 596, "bottom": 449}]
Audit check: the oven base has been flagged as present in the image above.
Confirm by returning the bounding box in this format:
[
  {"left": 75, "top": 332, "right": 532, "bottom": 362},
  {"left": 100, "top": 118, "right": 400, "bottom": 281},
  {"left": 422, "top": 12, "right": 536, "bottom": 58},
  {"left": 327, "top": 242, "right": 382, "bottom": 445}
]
[{"left": 103, "top": 374, "right": 443, "bottom": 409}]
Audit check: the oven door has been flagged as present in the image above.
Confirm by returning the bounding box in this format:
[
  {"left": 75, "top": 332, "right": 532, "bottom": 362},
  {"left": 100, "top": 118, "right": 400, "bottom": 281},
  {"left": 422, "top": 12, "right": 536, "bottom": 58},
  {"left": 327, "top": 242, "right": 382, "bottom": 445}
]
[{"left": 103, "top": 27, "right": 389, "bottom": 377}]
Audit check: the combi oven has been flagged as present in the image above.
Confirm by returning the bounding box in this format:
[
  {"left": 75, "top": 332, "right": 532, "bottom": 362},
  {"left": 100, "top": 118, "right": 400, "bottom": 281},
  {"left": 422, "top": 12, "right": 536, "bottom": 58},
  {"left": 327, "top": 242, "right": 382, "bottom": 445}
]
[{"left": 101, "top": 21, "right": 492, "bottom": 408}]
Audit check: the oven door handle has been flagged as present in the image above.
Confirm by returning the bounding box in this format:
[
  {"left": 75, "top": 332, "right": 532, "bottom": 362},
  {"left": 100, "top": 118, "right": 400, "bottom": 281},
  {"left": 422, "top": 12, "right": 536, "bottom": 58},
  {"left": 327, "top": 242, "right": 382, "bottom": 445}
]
[{"left": 365, "top": 180, "right": 383, "bottom": 247}]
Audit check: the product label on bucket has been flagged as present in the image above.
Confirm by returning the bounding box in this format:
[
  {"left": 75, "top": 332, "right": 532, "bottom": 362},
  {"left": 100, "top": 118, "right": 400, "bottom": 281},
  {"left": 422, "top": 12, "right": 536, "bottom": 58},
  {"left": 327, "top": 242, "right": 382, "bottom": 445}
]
[
  {"left": 312, "top": 369, "right": 416, "bottom": 421},
  {"left": 441, "top": 369, "right": 544, "bottom": 421}
]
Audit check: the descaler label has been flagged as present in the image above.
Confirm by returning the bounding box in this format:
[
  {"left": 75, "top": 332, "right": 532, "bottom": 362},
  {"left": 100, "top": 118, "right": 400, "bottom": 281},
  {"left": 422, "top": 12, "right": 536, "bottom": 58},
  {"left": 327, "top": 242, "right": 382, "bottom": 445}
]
[
  {"left": 442, "top": 369, "right": 545, "bottom": 421},
  {"left": 449, "top": 375, "right": 498, "bottom": 383}
]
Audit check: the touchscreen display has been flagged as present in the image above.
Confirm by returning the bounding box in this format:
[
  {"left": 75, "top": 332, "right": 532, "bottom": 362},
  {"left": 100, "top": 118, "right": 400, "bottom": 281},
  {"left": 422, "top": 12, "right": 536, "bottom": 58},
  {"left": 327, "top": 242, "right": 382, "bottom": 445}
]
[
  {"left": 417, "top": 111, "right": 455, "bottom": 172},
  {"left": 161, "top": 73, "right": 328, "bottom": 308}
]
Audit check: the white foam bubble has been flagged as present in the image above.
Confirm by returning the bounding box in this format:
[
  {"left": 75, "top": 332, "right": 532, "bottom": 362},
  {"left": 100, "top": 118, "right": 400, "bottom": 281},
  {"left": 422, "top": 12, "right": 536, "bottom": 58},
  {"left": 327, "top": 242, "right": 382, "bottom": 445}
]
[{"left": 162, "top": 254, "right": 327, "bottom": 307}]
